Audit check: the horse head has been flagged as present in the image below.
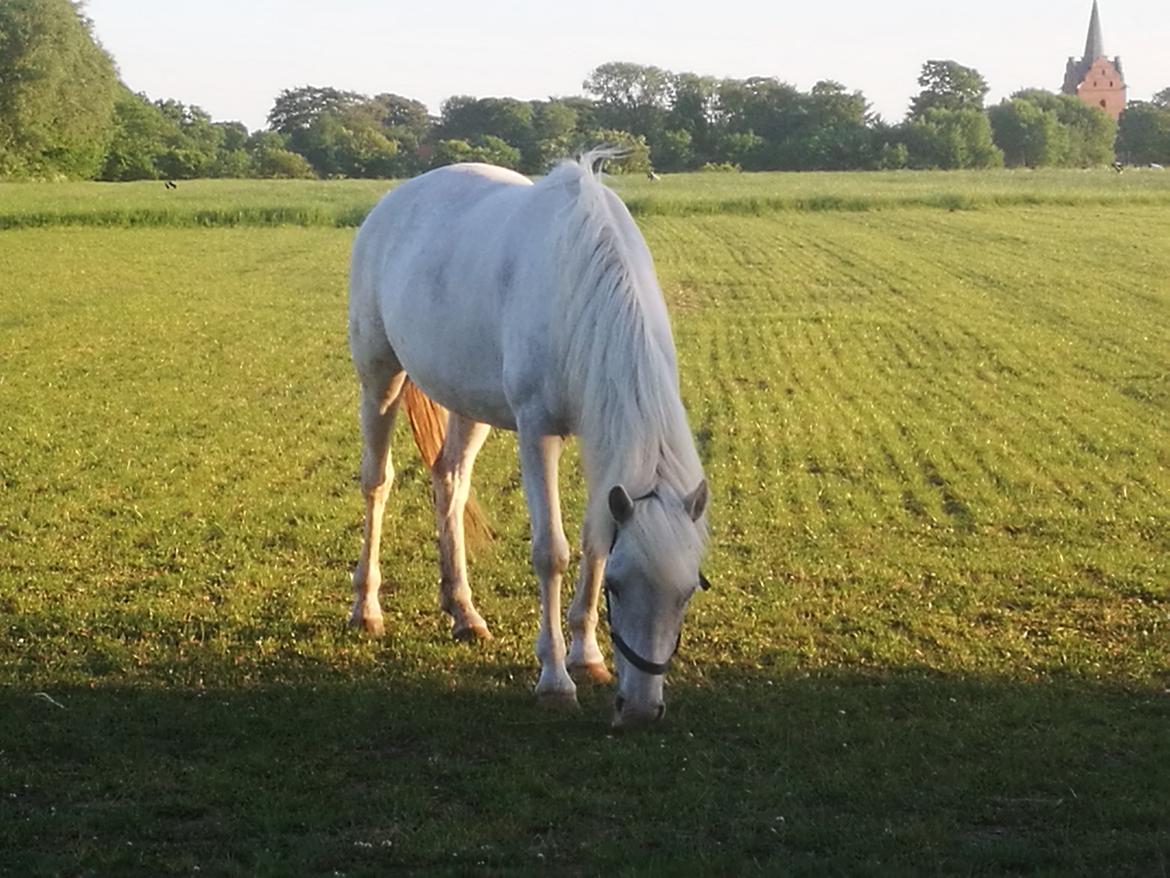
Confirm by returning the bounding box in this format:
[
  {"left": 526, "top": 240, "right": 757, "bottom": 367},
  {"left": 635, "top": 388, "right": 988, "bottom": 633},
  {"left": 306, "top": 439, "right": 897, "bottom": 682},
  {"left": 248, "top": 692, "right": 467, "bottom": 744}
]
[{"left": 604, "top": 479, "right": 709, "bottom": 728}]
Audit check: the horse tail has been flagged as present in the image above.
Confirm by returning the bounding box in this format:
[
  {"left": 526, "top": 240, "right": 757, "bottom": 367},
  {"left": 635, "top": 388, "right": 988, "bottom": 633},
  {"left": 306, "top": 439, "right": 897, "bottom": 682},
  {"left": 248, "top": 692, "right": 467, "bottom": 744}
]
[{"left": 402, "top": 379, "right": 493, "bottom": 548}]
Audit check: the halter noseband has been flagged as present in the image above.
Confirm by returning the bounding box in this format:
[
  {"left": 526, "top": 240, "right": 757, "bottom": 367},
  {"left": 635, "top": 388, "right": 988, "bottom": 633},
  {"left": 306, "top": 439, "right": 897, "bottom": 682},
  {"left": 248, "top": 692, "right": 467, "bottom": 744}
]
[{"left": 604, "top": 580, "right": 680, "bottom": 676}]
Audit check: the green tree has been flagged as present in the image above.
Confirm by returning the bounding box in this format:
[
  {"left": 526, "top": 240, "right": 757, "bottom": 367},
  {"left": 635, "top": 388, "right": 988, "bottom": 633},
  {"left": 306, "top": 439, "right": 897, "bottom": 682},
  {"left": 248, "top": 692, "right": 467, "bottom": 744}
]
[
  {"left": 248, "top": 131, "right": 314, "bottom": 178},
  {"left": 0, "top": 0, "right": 118, "bottom": 178},
  {"left": 252, "top": 145, "right": 315, "bottom": 178},
  {"left": 285, "top": 103, "right": 409, "bottom": 178},
  {"left": 430, "top": 138, "right": 477, "bottom": 167},
  {"left": 716, "top": 77, "right": 803, "bottom": 148},
  {"left": 214, "top": 121, "right": 249, "bottom": 152},
  {"left": 470, "top": 135, "right": 521, "bottom": 169},
  {"left": 266, "top": 85, "right": 362, "bottom": 136},
  {"left": 792, "top": 81, "right": 875, "bottom": 170},
  {"left": 99, "top": 88, "right": 171, "bottom": 180},
  {"left": 525, "top": 100, "right": 580, "bottom": 172},
  {"left": 652, "top": 129, "right": 694, "bottom": 172},
  {"left": 666, "top": 72, "right": 720, "bottom": 162},
  {"left": 1116, "top": 101, "right": 1170, "bottom": 165},
  {"left": 989, "top": 98, "right": 1064, "bottom": 167},
  {"left": 878, "top": 140, "right": 910, "bottom": 170},
  {"left": 583, "top": 62, "right": 671, "bottom": 141},
  {"left": 906, "top": 108, "right": 1002, "bottom": 169},
  {"left": 581, "top": 129, "right": 651, "bottom": 174},
  {"left": 995, "top": 90, "right": 1115, "bottom": 166},
  {"left": 152, "top": 100, "right": 224, "bottom": 179},
  {"left": 714, "top": 130, "right": 764, "bottom": 168},
  {"left": 101, "top": 94, "right": 258, "bottom": 181},
  {"left": 1048, "top": 94, "right": 1113, "bottom": 166},
  {"left": 363, "top": 93, "right": 431, "bottom": 175},
  {"left": 439, "top": 96, "right": 532, "bottom": 148},
  {"left": 209, "top": 147, "right": 253, "bottom": 178},
  {"left": 909, "top": 61, "right": 989, "bottom": 119},
  {"left": 365, "top": 93, "right": 431, "bottom": 133}
]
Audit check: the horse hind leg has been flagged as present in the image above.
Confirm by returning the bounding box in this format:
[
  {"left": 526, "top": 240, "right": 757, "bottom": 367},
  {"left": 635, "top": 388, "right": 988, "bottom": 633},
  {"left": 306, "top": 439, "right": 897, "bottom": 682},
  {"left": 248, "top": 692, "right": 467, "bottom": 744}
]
[
  {"left": 350, "top": 360, "right": 407, "bottom": 636},
  {"left": 432, "top": 413, "right": 493, "bottom": 641}
]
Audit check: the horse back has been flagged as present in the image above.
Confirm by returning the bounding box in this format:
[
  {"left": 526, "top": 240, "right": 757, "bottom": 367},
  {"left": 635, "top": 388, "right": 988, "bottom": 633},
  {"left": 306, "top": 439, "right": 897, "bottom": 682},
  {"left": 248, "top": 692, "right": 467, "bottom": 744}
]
[{"left": 350, "top": 164, "right": 549, "bottom": 430}]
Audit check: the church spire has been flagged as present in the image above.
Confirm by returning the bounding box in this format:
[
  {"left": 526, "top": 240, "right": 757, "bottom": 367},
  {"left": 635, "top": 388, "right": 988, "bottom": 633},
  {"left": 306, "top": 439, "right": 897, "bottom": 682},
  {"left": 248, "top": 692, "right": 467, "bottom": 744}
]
[{"left": 1083, "top": 1, "right": 1105, "bottom": 61}]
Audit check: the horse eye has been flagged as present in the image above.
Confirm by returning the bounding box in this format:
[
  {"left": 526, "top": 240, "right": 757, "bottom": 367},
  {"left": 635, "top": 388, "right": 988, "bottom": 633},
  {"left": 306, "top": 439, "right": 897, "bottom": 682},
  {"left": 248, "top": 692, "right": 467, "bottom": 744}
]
[{"left": 699, "top": 571, "right": 712, "bottom": 591}]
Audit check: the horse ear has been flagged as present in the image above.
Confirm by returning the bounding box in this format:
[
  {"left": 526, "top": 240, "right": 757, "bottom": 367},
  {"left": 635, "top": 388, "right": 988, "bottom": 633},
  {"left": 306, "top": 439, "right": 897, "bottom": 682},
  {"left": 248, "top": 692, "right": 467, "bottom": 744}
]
[
  {"left": 684, "top": 479, "right": 708, "bottom": 522},
  {"left": 608, "top": 485, "right": 635, "bottom": 524}
]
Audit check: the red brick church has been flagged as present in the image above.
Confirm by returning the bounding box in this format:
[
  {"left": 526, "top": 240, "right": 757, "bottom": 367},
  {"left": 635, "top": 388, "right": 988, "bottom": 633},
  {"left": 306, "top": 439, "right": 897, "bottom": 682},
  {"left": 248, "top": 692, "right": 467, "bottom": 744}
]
[{"left": 1062, "top": 1, "right": 1127, "bottom": 120}]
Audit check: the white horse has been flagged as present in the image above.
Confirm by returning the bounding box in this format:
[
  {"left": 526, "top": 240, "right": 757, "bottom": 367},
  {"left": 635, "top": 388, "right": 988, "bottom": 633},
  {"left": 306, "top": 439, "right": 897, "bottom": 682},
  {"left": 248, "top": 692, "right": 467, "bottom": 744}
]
[{"left": 347, "top": 151, "right": 710, "bottom": 727}]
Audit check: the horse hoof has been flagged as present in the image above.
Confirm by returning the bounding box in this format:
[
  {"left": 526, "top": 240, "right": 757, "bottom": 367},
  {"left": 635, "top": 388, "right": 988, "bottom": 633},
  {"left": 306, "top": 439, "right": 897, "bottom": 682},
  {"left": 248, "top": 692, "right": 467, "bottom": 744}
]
[
  {"left": 349, "top": 615, "right": 385, "bottom": 637},
  {"left": 536, "top": 691, "right": 580, "bottom": 712},
  {"left": 569, "top": 662, "right": 614, "bottom": 685},
  {"left": 452, "top": 622, "right": 492, "bottom": 642}
]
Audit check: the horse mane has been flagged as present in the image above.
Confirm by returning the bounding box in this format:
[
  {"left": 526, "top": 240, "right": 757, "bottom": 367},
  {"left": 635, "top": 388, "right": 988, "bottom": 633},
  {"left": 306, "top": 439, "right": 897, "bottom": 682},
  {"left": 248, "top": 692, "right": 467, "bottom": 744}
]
[{"left": 537, "top": 151, "right": 707, "bottom": 552}]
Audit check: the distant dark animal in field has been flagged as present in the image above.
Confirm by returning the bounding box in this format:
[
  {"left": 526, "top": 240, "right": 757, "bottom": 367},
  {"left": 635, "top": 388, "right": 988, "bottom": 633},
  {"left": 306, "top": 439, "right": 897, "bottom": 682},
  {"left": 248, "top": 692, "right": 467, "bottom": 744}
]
[
  {"left": 647, "top": 170, "right": 661, "bottom": 181},
  {"left": 1112, "top": 162, "right": 1124, "bottom": 174},
  {"left": 164, "top": 180, "right": 178, "bottom": 190}
]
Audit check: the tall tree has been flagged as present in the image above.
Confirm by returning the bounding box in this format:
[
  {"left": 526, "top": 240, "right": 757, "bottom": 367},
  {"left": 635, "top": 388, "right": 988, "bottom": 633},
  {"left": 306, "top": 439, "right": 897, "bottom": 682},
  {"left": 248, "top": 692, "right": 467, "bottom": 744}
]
[
  {"left": 99, "top": 88, "right": 173, "bottom": 181},
  {"left": 366, "top": 93, "right": 431, "bottom": 134},
  {"left": 583, "top": 62, "right": 672, "bottom": 140},
  {"left": 665, "top": 72, "right": 719, "bottom": 163},
  {"left": 905, "top": 108, "right": 1002, "bottom": 169},
  {"left": 0, "top": 0, "right": 118, "bottom": 178},
  {"left": 989, "top": 98, "right": 1065, "bottom": 168},
  {"left": 525, "top": 99, "right": 580, "bottom": 172},
  {"left": 266, "top": 86, "right": 363, "bottom": 136},
  {"left": 1116, "top": 101, "right": 1170, "bottom": 165},
  {"left": 909, "top": 60, "right": 989, "bottom": 118},
  {"left": 438, "top": 96, "right": 532, "bottom": 149},
  {"left": 1005, "top": 90, "right": 1115, "bottom": 166}
]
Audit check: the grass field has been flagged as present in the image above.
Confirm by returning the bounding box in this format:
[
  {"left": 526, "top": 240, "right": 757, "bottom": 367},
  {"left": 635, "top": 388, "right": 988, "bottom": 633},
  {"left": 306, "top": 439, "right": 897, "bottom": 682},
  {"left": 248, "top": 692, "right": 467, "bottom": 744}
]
[
  {"left": 1, "top": 171, "right": 1168, "bottom": 875},
  {"left": 4, "top": 166, "right": 1170, "bottom": 229}
]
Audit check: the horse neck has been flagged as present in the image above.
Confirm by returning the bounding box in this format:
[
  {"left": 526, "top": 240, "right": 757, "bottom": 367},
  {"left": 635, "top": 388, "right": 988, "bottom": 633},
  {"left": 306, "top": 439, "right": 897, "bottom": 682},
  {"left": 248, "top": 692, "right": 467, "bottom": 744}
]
[
  {"left": 574, "top": 332, "right": 700, "bottom": 529},
  {"left": 547, "top": 161, "right": 701, "bottom": 531}
]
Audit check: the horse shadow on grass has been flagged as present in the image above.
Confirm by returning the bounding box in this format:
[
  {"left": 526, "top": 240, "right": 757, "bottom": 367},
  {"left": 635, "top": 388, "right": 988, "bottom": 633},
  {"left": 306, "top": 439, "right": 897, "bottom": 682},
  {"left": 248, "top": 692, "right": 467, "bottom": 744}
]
[{"left": 2, "top": 660, "right": 1167, "bottom": 876}]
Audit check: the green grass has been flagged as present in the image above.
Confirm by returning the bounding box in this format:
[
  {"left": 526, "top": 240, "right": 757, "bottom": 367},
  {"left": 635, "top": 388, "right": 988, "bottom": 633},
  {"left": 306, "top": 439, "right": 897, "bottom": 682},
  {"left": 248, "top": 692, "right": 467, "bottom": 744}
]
[
  {"left": 616, "top": 166, "right": 1170, "bottom": 215},
  {"left": 1, "top": 178, "right": 1168, "bottom": 875},
  {"left": 0, "top": 178, "right": 392, "bottom": 229},
  {"left": 4, "top": 167, "right": 1170, "bottom": 230}
]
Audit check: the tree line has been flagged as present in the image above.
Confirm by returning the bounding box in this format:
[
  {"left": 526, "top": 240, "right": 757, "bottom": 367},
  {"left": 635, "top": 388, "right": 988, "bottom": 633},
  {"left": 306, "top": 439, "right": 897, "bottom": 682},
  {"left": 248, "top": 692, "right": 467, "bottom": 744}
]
[{"left": 4, "top": 0, "right": 1170, "bottom": 181}]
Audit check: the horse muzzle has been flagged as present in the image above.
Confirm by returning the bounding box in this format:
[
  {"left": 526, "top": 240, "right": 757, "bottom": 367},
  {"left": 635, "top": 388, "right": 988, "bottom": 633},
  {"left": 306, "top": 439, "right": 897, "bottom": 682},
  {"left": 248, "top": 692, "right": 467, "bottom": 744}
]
[{"left": 611, "top": 693, "right": 666, "bottom": 729}]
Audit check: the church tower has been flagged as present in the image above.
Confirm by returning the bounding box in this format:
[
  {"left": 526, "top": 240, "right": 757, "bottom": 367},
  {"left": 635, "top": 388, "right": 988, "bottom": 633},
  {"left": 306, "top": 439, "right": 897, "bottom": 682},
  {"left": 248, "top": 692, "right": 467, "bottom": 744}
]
[{"left": 1062, "top": 1, "right": 1127, "bottom": 120}]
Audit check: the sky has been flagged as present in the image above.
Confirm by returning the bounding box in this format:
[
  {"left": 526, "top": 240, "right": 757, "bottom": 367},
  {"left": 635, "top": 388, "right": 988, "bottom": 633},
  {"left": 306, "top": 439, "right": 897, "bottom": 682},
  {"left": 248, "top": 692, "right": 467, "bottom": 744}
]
[{"left": 85, "top": 0, "right": 1169, "bottom": 132}]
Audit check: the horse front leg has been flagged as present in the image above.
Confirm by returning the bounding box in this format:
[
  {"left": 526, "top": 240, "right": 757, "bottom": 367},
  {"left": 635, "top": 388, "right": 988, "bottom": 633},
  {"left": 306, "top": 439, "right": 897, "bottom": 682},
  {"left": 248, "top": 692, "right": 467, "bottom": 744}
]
[
  {"left": 567, "top": 546, "right": 613, "bottom": 685},
  {"left": 517, "top": 429, "right": 576, "bottom": 707},
  {"left": 351, "top": 369, "right": 407, "bottom": 635}
]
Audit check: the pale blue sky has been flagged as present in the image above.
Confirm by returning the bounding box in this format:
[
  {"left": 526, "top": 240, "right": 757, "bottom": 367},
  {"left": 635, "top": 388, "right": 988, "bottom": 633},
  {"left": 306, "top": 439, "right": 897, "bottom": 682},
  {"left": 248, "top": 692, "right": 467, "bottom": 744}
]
[{"left": 86, "top": 0, "right": 1168, "bottom": 131}]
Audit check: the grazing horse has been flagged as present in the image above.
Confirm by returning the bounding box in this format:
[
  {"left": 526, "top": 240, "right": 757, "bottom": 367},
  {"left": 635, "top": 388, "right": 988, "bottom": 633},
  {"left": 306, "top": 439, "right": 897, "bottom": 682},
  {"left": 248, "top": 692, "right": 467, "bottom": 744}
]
[{"left": 347, "top": 151, "right": 710, "bottom": 727}]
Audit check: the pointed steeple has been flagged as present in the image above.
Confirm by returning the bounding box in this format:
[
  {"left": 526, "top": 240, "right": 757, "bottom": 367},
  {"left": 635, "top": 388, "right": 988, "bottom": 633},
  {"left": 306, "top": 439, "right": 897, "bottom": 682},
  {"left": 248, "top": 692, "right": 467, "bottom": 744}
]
[{"left": 1083, "top": 1, "right": 1105, "bottom": 61}]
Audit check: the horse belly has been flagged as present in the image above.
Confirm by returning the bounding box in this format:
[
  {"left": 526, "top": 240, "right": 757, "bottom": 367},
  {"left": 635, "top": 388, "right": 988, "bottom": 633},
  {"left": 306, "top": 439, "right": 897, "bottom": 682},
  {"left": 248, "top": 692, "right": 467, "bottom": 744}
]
[{"left": 381, "top": 278, "right": 518, "bottom": 431}]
